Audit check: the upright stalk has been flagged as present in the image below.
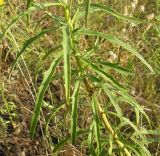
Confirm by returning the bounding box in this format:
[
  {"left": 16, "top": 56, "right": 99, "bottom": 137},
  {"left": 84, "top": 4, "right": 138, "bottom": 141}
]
[
  {"left": 98, "top": 102, "right": 131, "bottom": 156},
  {"left": 64, "top": 1, "right": 132, "bottom": 155},
  {"left": 63, "top": 6, "right": 72, "bottom": 108}
]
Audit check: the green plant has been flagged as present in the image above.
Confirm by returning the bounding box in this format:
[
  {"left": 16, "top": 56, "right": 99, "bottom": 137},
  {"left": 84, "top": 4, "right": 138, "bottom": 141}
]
[
  {"left": 1, "top": 0, "right": 159, "bottom": 155},
  {"left": 0, "top": 84, "right": 16, "bottom": 133}
]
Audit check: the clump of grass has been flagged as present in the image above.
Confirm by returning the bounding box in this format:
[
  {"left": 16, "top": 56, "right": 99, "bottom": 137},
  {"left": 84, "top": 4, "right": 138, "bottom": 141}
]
[{"left": 1, "top": 0, "right": 160, "bottom": 155}]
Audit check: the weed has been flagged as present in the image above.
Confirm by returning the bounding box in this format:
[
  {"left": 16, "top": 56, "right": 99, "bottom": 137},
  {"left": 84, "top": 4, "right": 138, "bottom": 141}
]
[{"left": 0, "top": 0, "right": 160, "bottom": 155}]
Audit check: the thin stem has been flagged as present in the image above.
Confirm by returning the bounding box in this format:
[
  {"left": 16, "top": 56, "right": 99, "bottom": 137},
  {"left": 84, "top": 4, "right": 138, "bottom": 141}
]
[{"left": 98, "top": 103, "right": 131, "bottom": 156}]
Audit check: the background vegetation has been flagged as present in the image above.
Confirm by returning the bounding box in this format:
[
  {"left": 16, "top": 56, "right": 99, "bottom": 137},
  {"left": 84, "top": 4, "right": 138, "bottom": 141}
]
[{"left": 0, "top": 0, "right": 160, "bottom": 155}]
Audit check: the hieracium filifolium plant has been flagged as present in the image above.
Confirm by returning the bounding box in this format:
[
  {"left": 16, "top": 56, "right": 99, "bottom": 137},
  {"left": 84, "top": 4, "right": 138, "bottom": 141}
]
[{"left": 0, "top": 0, "right": 159, "bottom": 155}]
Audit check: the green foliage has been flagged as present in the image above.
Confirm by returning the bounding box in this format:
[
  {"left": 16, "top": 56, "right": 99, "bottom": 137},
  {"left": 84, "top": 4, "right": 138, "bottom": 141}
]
[
  {"left": 0, "top": 84, "right": 16, "bottom": 134},
  {"left": 1, "top": 0, "right": 160, "bottom": 155}
]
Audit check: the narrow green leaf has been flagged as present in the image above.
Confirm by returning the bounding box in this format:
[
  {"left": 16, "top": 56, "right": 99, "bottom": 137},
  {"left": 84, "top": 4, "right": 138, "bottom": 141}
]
[
  {"left": 81, "top": 30, "right": 154, "bottom": 73},
  {"left": 88, "top": 122, "right": 97, "bottom": 156},
  {"left": 109, "top": 112, "right": 147, "bottom": 145},
  {"left": 30, "top": 54, "right": 62, "bottom": 138},
  {"left": 45, "top": 103, "right": 65, "bottom": 134},
  {"left": 26, "top": 0, "right": 34, "bottom": 25},
  {"left": 89, "top": 3, "right": 145, "bottom": 24},
  {"left": 141, "top": 129, "right": 160, "bottom": 135},
  {"left": 126, "top": 144, "right": 141, "bottom": 156},
  {"left": 0, "top": 15, "right": 22, "bottom": 40},
  {"left": 35, "top": 45, "right": 62, "bottom": 77},
  {"left": 10, "top": 28, "right": 58, "bottom": 74},
  {"left": 134, "top": 107, "right": 140, "bottom": 126},
  {"left": 92, "top": 96, "right": 101, "bottom": 154},
  {"left": 71, "top": 80, "right": 81, "bottom": 144},
  {"left": 45, "top": 11, "right": 65, "bottom": 26},
  {"left": 145, "top": 138, "right": 160, "bottom": 144},
  {"left": 83, "top": 58, "right": 125, "bottom": 90},
  {"left": 103, "top": 85, "right": 123, "bottom": 120},
  {"left": 53, "top": 130, "right": 88, "bottom": 153},
  {"left": 131, "top": 136, "right": 151, "bottom": 156},
  {"left": 27, "top": 0, "right": 33, "bottom": 9},
  {"left": 122, "top": 117, "right": 147, "bottom": 144},
  {"left": 62, "top": 26, "right": 71, "bottom": 107},
  {"left": 85, "top": 0, "right": 90, "bottom": 27},
  {"left": 77, "top": 3, "right": 145, "bottom": 24},
  {"left": 98, "top": 61, "right": 132, "bottom": 75},
  {"left": 118, "top": 92, "right": 150, "bottom": 125}
]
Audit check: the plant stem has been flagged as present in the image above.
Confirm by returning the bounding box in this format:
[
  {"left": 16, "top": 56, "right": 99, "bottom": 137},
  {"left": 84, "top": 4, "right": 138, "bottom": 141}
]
[{"left": 98, "top": 103, "right": 131, "bottom": 156}]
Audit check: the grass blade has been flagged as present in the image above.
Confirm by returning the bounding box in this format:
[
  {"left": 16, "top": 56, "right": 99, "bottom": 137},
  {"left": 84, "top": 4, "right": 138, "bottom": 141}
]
[
  {"left": 62, "top": 26, "right": 71, "bottom": 107},
  {"left": 81, "top": 30, "right": 154, "bottom": 73},
  {"left": 71, "top": 80, "right": 81, "bottom": 144},
  {"left": 30, "top": 54, "right": 62, "bottom": 138}
]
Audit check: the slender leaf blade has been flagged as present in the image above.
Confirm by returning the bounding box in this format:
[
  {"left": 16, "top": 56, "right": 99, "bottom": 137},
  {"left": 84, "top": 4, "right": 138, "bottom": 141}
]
[
  {"left": 92, "top": 97, "right": 102, "bottom": 154},
  {"left": 98, "top": 61, "right": 132, "bottom": 75},
  {"left": 90, "top": 3, "right": 144, "bottom": 24},
  {"left": 81, "top": 30, "right": 154, "bottom": 73},
  {"left": 45, "top": 103, "right": 65, "bottom": 134},
  {"left": 88, "top": 122, "right": 97, "bottom": 156},
  {"left": 103, "top": 85, "right": 123, "bottom": 120},
  {"left": 30, "top": 54, "right": 62, "bottom": 138},
  {"left": 118, "top": 91, "right": 150, "bottom": 125},
  {"left": 10, "top": 28, "right": 58, "bottom": 74},
  {"left": 71, "top": 80, "right": 81, "bottom": 144},
  {"left": 62, "top": 26, "right": 71, "bottom": 107},
  {"left": 83, "top": 58, "right": 125, "bottom": 90},
  {"left": 85, "top": 0, "right": 90, "bottom": 27}
]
